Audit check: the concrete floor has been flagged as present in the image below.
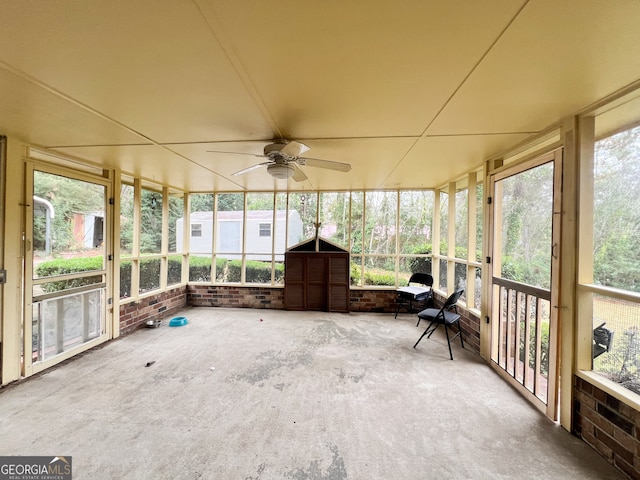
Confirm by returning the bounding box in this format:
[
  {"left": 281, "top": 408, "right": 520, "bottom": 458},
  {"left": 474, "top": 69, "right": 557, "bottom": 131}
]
[{"left": 0, "top": 307, "right": 627, "bottom": 480}]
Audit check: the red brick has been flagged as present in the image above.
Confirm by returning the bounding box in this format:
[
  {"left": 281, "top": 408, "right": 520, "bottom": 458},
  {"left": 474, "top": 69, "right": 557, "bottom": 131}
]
[
  {"left": 583, "top": 429, "right": 614, "bottom": 461},
  {"left": 620, "top": 403, "right": 640, "bottom": 424},
  {"left": 575, "top": 390, "right": 597, "bottom": 410},
  {"left": 593, "top": 386, "right": 608, "bottom": 403},
  {"left": 576, "top": 377, "right": 593, "bottom": 395},
  {"left": 614, "top": 426, "right": 640, "bottom": 453},
  {"left": 596, "top": 429, "right": 634, "bottom": 464},
  {"left": 580, "top": 415, "right": 596, "bottom": 438}
]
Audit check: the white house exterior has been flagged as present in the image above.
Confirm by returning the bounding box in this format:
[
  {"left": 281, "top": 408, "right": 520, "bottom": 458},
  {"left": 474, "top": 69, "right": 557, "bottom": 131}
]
[{"left": 176, "top": 210, "right": 303, "bottom": 259}]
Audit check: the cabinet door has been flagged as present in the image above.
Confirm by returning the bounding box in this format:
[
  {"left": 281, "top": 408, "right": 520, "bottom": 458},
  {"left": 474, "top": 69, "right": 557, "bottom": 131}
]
[
  {"left": 306, "top": 256, "right": 327, "bottom": 310},
  {"left": 285, "top": 255, "right": 305, "bottom": 310},
  {"left": 328, "top": 255, "right": 350, "bottom": 312}
]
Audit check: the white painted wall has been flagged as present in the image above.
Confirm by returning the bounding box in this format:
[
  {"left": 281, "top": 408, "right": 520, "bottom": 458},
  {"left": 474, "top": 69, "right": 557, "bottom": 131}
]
[{"left": 176, "top": 210, "right": 303, "bottom": 259}]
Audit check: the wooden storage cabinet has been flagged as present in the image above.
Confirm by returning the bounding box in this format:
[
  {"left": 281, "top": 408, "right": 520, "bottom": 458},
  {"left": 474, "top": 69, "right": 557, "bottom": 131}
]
[{"left": 284, "top": 239, "right": 349, "bottom": 312}]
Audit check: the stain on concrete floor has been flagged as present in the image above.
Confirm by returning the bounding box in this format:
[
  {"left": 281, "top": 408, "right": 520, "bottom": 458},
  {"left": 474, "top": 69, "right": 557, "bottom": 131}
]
[{"left": 285, "top": 444, "right": 348, "bottom": 480}]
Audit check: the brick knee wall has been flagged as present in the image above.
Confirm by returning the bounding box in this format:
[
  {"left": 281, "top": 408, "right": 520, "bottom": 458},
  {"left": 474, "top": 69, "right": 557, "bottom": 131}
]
[
  {"left": 574, "top": 376, "right": 640, "bottom": 480},
  {"left": 119, "top": 286, "right": 187, "bottom": 334},
  {"left": 349, "top": 289, "right": 399, "bottom": 313},
  {"left": 187, "top": 284, "right": 285, "bottom": 309},
  {"left": 187, "top": 286, "right": 407, "bottom": 313},
  {"left": 458, "top": 310, "right": 481, "bottom": 353}
]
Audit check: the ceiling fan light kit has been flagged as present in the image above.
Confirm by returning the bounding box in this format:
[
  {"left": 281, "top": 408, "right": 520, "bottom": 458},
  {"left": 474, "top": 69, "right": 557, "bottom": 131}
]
[{"left": 267, "top": 162, "right": 295, "bottom": 179}]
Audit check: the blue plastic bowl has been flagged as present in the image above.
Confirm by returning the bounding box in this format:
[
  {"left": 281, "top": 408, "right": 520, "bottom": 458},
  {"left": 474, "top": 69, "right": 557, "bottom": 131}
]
[{"left": 169, "top": 316, "right": 188, "bottom": 327}]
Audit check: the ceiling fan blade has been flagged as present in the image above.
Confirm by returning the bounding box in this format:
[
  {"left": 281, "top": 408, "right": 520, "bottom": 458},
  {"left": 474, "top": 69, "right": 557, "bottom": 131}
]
[
  {"left": 297, "top": 157, "right": 351, "bottom": 172},
  {"left": 280, "top": 140, "right": 310, "bottom": 158},
  {"left": 207, "top": 150, "right": 263, "bottom": 158},
  {"left": 291, "top": 164, "right": 308, "bottom": 182},
  {"left": 232, "top": 162, "right": 270, "bottom": 176}
]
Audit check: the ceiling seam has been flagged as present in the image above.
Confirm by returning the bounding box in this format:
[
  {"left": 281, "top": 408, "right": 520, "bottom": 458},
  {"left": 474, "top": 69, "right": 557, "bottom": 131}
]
[
  {"left": 0, "top": 61, "right": 159, "bottom": 146},
  {"left": 194, "top": 0, "right": 282, "bottom": 139},
  {"left": 0, "top": 60, "right": 247, "bottom": 190},
  {"left": 151, "top": 131, "right": 537, "bottom": 148},
  {"left": 418, "top": 0, "right": 531, "bottom": 138},
  {"left": 154, "top": 135, "right": 421, "bottom": 145},
  {"left": 46, "top": 143, "right": 157, "bottom": 148},
  {"left": 422, "top": 131, "right": 538, "bottom": 138},
  {"left": 375, "top": 0, "right": 531, "bottom": 189}
]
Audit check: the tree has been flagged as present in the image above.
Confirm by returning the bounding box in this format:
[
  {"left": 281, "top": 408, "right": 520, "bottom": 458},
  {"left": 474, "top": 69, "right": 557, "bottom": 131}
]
[
  {"left": 217, "top": 193, "right": 243, "bottom": 211},
  {"left": 120, "top": 184, "right": 134, "bottom": 253},
  {"left": 593, "top": 126, "right": 640, "bottom": 292},
  {"left": 350, "top": 193, "right": 364, "bottom": 254},
  {"left": 190, "top": 193, "right": 214, "bottom": 212},
  {"left": 364, "top": 191, "right": 396, "bottom": 257},
  {"left": 398, "top": 190, "right": 433, "bottom": 254},
  {"left": 497, "top": 163, "right": 553, "bottom": 288},
  {"left": 140, "top": 189, "right": 162, "bottom": 253},
  {"left": 246, "top": 193, "right": 273, "bottom": 211},
  {"left": 288, "top": 192, "right": 318, "bottom": 241},
  {"left": 319, "top": 192, "right": 350, "bottom": 247},
  {"left": 33, "top": 171, "right": 104, "bottom": 254},
  {"left": 168, "top": 194, "right": 184, "bottom": 252}
]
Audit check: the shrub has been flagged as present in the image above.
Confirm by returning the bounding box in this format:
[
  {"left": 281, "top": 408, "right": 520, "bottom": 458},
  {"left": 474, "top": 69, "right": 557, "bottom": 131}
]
[
  {"left": 120, "top": 259, "right": 132, "bottom": 297},
  {"left": 274, "top": 263, "right": 285, "bottom": 283},
  {"left": 38, "top": 256, "right": 186, "bottom": 298},
  {"left": 409, "top": 257, "right": 432, "bottom": 275},
  {"left": 245, "top": 260, "right": 270, "bottom": 283},
  {"left": 595, "top": 326, "right": 640, "bottom": 395},
  {"left": 226, "top": 260, "right": 242, "bottom": 282},
  {"left": 455, "top": 246, "right": 467, "bottom": 259},
  {"left": 398, "top": 271, "right": 412, "bottom": 285},
  {"left": 139, "top": 257, "right": 161, "bottom": 292},
  {"left": 122, "top": 257, "right": 163, "bottom": 295},
  {"left": 409, "top": 243, "right": 432, "bottom": 272},
  {"left": 215, "top": 257, "right": 228, "bottom": 281},
  {"left": 36, "top": 257, "right": 104, "bottom": 293},
  {"left": 222, "top": 259, "right": 280, "bottom": 283},
  {"left": 189, "top": 256, "right": 214, "bottom": 282},
  {"left": 364, "top": 270, "right": 395, "bottom": 286},
  {"left": 167, "top": 255, "right": 183, "bottom": 285},
  {"left": 350, "top": 263, "right": 362, "bottom": 285},
  {"left": 518, "top": 320, "right": 550, "bottom": 377},
  {"left": 36, "top": 257, "right": 104, "bottom": 277}
]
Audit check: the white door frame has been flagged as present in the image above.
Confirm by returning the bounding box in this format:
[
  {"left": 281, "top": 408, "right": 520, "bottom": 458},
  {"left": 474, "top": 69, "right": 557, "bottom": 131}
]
[
  {"left": 487, "top": 149, "right": 562, "bottom": 420},
  {"left": 23, "top": 160, "right": 114, "bottom": 377}
]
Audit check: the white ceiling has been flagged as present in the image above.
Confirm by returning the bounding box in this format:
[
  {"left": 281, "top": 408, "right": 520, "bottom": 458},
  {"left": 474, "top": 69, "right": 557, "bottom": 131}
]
[{"left": 1, "top": 0, "right": 639, "bottom": 192}]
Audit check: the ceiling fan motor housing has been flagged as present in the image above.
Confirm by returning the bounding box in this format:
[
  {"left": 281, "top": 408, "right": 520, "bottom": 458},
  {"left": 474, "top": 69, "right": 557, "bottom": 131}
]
[{"left": 264, "top": 140, "right": 291, "bottom": 159}]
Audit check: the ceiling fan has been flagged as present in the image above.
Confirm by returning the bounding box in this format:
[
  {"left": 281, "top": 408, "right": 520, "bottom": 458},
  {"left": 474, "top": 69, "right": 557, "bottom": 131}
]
[{"left": 208, "top": 139, "right": 351, "bottom": 181}]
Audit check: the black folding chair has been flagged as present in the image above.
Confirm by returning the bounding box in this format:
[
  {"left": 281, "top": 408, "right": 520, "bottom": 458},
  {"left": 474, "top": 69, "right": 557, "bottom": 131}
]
[
  {"left": 394, "top": 273, "right": 433, "bottom": 318},
  {"left": 413, "top": 289, "right": 465, "bottom": 360}
]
